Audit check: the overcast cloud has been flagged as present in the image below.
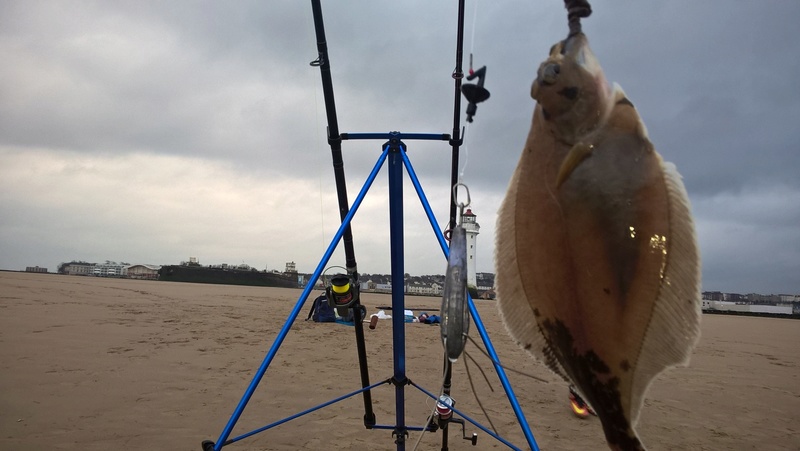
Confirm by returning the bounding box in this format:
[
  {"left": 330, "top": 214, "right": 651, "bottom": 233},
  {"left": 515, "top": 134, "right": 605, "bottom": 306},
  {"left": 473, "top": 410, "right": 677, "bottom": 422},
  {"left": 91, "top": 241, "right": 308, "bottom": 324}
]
[{"left": 1, "top": 1, "right": 798, "bottom": 295}]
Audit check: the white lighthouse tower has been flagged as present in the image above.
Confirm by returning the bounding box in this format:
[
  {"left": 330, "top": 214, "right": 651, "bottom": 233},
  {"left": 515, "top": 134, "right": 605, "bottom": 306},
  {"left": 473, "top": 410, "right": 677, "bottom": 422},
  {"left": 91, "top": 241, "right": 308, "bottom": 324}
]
[{"left": 460, "top": 208, "right": 480, "bottom": 288}]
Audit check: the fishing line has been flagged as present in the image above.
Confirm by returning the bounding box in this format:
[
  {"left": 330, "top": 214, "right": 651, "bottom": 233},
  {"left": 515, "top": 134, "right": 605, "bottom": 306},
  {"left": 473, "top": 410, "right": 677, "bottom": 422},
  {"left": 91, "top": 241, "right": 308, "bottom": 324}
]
[
  {"left": 465, "top": 334, "right": 550, "bottom": 384},
  {"left": 463, "top": 347, "right": 498, "bottom": 434},
  {"left": 316, "top": 96, "right": 327, "bottom": 254},
  {"left": 411, "top": 370, "right": 449, "bottom": 451},
  {"left": 464, "top": 349, "right": 494, "bottom": 392},
  {"left": 468, "top": 0, "right": 478, "bottom": 55},
  {"left": 459, "top": 125, "right": 470, "bottom": 179},
  {"left": 457, "top": 335, "right": 551, "bottom": 440},
  {"left": 305, "top": 8, "right": 327, "bottom": 254},
  {"left": 458, "top": 0, "right": 483, "bottom": 194}
]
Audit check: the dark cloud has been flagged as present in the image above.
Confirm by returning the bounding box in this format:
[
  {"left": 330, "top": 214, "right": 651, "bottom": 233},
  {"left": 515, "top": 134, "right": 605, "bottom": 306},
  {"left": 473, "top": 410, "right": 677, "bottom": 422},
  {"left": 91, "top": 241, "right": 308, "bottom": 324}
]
[{"left": 1, "top": 0, "right": 798, "bottom": 294}]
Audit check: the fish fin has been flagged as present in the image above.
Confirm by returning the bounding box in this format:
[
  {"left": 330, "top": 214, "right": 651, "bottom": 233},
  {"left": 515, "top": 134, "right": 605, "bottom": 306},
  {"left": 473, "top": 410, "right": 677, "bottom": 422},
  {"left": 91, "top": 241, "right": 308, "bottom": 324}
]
[
  {"left": 495, "top": 167, "right": 569, "bottom": 381},
  {"left": 627, "top": 159, "right": 702, "bottom": 426},
  {"left": 612, "top": 83, "right": 650, "bottom": 140},
  {"left": 556, "top": 141, "right": 594, "bottom": 188}
]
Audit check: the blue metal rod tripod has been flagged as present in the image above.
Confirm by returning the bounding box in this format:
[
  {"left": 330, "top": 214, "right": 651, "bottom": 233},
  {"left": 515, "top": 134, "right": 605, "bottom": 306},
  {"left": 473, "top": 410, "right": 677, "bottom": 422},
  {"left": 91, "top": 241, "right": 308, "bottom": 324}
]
[{"left": 203, "top": 133, "right": 539, "bottom": 450}]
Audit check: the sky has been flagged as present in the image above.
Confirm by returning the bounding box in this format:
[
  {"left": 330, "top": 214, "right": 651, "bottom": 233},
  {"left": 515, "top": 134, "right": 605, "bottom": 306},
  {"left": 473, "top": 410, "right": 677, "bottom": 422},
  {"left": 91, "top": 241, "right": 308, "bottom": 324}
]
[{"left": 1, "top": 1, "right": 798, "bottom": 295}]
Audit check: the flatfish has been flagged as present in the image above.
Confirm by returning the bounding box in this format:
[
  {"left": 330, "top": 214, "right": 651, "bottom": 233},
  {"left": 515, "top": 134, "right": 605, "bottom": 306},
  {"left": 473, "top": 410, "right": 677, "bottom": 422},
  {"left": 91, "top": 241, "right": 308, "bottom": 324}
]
[{"left": 494, "top": 31, "right": 701, "bottom": 450}]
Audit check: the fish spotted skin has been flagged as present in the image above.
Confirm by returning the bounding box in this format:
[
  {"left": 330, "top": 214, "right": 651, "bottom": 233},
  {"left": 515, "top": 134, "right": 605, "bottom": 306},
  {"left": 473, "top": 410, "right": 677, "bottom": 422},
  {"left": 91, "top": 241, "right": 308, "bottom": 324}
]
[{"left": 495, "top": 33, "right": 701, "bottom": 451}]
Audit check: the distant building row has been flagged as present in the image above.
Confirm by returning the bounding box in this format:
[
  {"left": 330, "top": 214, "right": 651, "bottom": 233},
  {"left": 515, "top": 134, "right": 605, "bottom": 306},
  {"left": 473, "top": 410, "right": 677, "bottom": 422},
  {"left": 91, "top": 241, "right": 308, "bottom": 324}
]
[
  {"left": 59, "top": 261, "right": 161, "bottom": 280},
  {"left": 701, "top": 299, "right": 799, "bottom": 315},
  {"left": 703, "top": 291, "right": 799, "bottom": 303},
  {"left": 301, "top": 271, "right": 497, "bottom": 298}
]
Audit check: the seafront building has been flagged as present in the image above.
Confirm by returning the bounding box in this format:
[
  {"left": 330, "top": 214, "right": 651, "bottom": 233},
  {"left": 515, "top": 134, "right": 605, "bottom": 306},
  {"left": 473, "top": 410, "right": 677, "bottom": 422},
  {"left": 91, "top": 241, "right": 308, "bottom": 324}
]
[
  {"left": 92, "top": 262, "right": 128, "bottom": 277},
  {"left": 61, "top": 262, "right": 95, "bottom": 276},
  {"left": 126, "top": 264, "right": 161, "bottom": 280},
  {"left": 25, "top": 266, "right": 48, "bottom": 273}
]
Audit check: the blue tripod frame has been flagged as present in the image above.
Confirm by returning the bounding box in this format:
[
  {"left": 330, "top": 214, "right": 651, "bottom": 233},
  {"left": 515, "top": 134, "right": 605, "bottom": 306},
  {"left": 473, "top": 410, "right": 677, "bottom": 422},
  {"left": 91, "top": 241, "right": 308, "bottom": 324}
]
[
  {"left": 203, "top": 133, "right": 540, "bottom": 450},
  {"left": 202, "top": 1, "right": 543, "bottom": 449}
]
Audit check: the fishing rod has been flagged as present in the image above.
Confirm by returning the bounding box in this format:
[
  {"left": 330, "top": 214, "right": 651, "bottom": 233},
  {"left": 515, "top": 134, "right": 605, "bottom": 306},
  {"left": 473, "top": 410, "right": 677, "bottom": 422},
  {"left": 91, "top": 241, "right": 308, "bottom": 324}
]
[
  {"left": 309, "top": 0, "right": 376, "bottom": 430},
  {"left": 438, "top": 0, "right": 490, "bottom": 448}
]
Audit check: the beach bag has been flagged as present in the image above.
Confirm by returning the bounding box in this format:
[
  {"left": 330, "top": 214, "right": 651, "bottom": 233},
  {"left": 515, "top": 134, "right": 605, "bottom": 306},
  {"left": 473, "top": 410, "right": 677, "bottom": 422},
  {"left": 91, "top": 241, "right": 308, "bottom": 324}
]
[
  {"left": 339, "top": 304, "right": 368, "bottom": 324},
  {"left": 307, "top": 294, "right": 336, "bottom": 322}
]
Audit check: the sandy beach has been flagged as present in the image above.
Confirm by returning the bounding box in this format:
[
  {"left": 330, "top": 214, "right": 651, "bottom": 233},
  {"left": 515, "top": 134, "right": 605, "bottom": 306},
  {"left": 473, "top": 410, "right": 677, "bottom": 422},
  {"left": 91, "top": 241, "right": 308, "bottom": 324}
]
[{"left": 1, "top": 271, "right": 798, "bottom": 450}]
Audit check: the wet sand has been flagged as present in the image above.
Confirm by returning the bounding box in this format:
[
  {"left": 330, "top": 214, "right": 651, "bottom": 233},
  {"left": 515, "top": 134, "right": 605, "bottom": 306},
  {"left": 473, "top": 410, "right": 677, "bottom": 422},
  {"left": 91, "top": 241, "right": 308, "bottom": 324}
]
[{"left": 1, "top": 271, "right": 798, "bottom": 450}]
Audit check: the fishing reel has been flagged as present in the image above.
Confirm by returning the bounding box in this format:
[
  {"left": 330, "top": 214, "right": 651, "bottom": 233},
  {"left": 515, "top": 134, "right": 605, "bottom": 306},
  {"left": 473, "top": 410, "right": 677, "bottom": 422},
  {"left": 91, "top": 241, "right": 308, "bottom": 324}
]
[
  {"left": 325, "top": 273, "right": 360, "bottom": 317},
  {"left": 431, "top": 395, "right": 478, "bottom": 446}
]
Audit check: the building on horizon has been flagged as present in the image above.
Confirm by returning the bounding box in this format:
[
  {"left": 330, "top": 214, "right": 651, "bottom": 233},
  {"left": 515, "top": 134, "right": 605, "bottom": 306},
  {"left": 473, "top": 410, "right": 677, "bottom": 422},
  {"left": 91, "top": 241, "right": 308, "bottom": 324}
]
[
  {"left": 92, "top": 262, "right": 128, "bottom": 277},
  {"left": 127, "top": 264, "right": 161, "bottom": 280},
  {"left": 61, "top": 262, "right": 95, "bottom": 276},
  {"left": 25, "top": 266, "right": 48, "bottom": 273}
]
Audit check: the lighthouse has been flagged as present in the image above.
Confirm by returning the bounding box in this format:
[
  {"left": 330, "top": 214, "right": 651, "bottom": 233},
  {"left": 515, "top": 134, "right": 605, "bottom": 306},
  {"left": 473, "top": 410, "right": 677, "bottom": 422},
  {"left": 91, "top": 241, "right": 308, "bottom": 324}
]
[{"left": 460, "top": 209, "right": 480, "bottom": 288}]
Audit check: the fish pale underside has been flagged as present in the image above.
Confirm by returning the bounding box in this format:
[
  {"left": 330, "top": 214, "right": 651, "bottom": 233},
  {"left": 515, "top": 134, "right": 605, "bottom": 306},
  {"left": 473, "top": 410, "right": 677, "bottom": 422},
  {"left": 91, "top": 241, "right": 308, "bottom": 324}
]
[{"left": 495, "top": 33, "right": 701, "bottom": 451}]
